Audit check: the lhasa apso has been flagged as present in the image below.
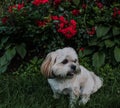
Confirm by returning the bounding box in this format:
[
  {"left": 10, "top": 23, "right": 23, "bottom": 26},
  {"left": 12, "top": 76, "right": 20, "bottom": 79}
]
[{"left": 41, "top": 47, "right": 103, "bottom": 108}]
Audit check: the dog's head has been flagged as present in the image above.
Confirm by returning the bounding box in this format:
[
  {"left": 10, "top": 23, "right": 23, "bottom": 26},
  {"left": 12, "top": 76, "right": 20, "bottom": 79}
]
[{"left": 41, "top": 47, "right": 81, "bottom": 78}]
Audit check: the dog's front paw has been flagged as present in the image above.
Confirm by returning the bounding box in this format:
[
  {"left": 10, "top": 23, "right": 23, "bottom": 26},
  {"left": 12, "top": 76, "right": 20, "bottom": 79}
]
[
  {"left": 69, "top": 103, "right": 76, "bottom": 108},
  {"left": 78, "top": 100, "right": 85, "bottom": 106},
  {"left": 78, "top": 96, "right": 90, "bottom": 105},
  {"left": 69, "top": 98, "right": 77, "bottom": 108}
]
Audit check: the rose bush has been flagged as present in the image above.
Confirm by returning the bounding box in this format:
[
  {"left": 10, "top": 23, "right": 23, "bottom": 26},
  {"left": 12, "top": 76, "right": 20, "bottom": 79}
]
[{"left": 0, "top": 0, "right": 120, "bottom": 73}]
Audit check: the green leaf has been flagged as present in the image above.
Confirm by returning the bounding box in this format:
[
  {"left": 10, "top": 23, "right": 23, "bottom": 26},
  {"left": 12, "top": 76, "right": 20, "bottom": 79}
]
[
  {"left": 30, "top": 56, "right": 38, "bottom": 64},
  {"left": 0, "top": 37, "right": 9, "bottom": 50},
  {"left": 101, "top": 33, "right": 112, "bottom": 40},
  {"left": 16, "top": 43, "right": 27, "bottom": 59},
  {"left": 59, "top": 6, "right": 64, "bottom": 12},
  {"left": 105, "top": 40, "right": 115, "bottom": 48},
  {"left": 1, "top": 37, "right": 9, "bottom": 46},
  {"left": 0, "top": 65, "right": 8, "bottom": 74},
  {"left": 96, "top": 26, "right": 110, "bottom": 38},
  {"left": 0, "top": 47, "right": 15, "bottom": 73},
  {"left": 73, "top": 0, "right": 80, "bottom": 6},
  {"left": 98, "top": 41, "right": 104, "bottom": 47},
  {"left": 113, "top": 26, "right": 120, "bottom": 36},
  {"left": 88, "top": 38, "right": 98, "bottom": 46},
  {"left": 114, "top": 39, "right": 120, "bottom": 45},
  {"left": 114, "top": 46, "right": 120, "bottom": 62},
  {"left": 92, "top": 52, "right": 105, "bottom": 69},
  {"left": 83, "top": 48, "right": 95, "bottom": 56},
  {"left": 0, "top": 55, "right": 8, "bottom": 66},
  {"left": 79, "top": 51, "right": 84, "bottom": 58},
  {"left": 5, "top": 47, "right": 16, "bottom": 61}
]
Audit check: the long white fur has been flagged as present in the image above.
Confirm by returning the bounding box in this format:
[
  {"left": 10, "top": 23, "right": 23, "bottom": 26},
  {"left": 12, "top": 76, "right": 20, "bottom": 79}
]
[{"left": 41, "top": 47, "right": 103, "bottom": 108}]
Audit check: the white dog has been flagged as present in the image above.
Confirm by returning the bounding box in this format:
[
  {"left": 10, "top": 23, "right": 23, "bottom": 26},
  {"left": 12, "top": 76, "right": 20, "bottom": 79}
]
[{"left": 41, "top": 47, "right": 103, "bottom": 108}]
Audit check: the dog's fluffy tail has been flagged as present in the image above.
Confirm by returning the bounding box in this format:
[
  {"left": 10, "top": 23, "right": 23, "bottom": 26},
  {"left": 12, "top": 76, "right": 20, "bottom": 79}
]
[{"left": 90, "top": 72, "right": 103, "bottom": 93}]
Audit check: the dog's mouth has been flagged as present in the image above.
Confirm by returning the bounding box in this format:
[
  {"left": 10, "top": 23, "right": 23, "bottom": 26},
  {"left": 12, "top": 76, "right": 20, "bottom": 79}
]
[
  {"left": 67, "top": 71, "right": 75, "bottom": 77},
  {"left": 67, "top": 69, "right": 80, "bottom": 77}
]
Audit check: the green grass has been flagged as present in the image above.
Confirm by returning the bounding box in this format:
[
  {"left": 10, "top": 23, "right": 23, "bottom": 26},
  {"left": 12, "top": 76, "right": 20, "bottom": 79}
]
[{"left": 0, "top": 58, "right": 120, "bottom": 108}]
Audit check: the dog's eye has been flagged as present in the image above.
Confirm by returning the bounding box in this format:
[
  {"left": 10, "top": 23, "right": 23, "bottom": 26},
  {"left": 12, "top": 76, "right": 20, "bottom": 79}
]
[
  {"left": 62, "top": 59, "right": 68, "bottom": 64},
  {"left": 74, "top": 59, "right": 77, "bottom": 63}
]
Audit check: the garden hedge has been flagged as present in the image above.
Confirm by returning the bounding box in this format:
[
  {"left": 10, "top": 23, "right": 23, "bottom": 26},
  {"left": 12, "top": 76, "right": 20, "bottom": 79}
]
[{"left": 0, "top": 0, "right": 120, "bottom": 73}]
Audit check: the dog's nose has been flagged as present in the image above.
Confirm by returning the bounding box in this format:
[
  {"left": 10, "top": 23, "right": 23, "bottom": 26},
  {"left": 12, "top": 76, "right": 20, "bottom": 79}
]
[{"left": 71, "top": 65, "right": 76, "bottom": 71}]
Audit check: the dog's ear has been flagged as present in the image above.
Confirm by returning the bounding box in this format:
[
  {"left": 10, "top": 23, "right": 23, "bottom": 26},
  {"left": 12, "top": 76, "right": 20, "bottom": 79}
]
[{"left": 41, "top": 52, "right": 56, "bottom": 78}]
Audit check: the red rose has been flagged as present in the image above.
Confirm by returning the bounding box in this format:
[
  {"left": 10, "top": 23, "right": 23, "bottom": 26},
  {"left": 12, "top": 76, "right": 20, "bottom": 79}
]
[
  {"left": 70, "top": 20, "right": 77, "bottom": 28},
  {"left": 8, "top": 3, "right": 24, "bottom": 13},
  {"left": 113, "top": 7, "right": 117, "bottom": 12},
  {"left": 96, "top": 2, "right": 103, "bottom": 9},
  {"left": 112, "top": 7, "right": 120, "bottom": 18},
  {"left": 8, "top": 5, "right": 17, "bottom": 13},
  {"left": 87, "top": 27, "right": 96, "bottom": 36},
  {"left": 36, "top": 20, "right": 47, "bottom": 27},
  {"left": 32, "top": 0, "right": 49, "bottom": 6},
  {"left": 51, "top": 15, "right": 59, "bottom": 20},
  {"left": 58, "top": 22, "right": 77, "bottom": 39},
  {"left": 117, "top": 10, "right": 120, "bottom": 15},
  {"left": 52, "top": 15, "right": 77, "bottom": 38},
  {"left": 53, "top": 0, "right": 61, "bottom": 6},
  {"left": 59, "top": 23, "right": 65, "bottom": 28},
  {"left": 72, "top": 9, "right": 80, "bottom": 16},
  {"left": 82, "top": 4, "right": 87, "bottom": 9},
  {"left": 59, "top": 16, "right": 68, "bottom": 24},
  {"left": 66, "top": 26, "right": 77, "bottom": 38},
  {"left": 80, "top": 48, "right": 84, "bottom": 51},
  {"left": 17, "top": 3, "right": 24, "bottom": 10},
  {"left": 1, "top": 17, "right": 8, "bottom": 24}
]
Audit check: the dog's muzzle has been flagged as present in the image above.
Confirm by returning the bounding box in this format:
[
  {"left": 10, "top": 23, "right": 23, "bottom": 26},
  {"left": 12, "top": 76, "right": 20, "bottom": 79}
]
[
  {"left": 66, "top": 65, "right": 78, "bottom": 77},
  {"left": 67, "top": 66, "right": 81, "bottom": 77}
]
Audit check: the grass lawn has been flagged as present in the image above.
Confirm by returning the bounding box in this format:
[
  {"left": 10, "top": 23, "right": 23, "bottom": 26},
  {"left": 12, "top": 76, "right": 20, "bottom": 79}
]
[{"left": 0, "top": 58, "right": 120, "bottom": 108}]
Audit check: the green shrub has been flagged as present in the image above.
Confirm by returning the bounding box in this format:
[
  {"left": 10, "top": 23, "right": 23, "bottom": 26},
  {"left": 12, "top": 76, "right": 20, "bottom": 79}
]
[{"left": 0, "top": 0, "right": 120, "bottom": 73}]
